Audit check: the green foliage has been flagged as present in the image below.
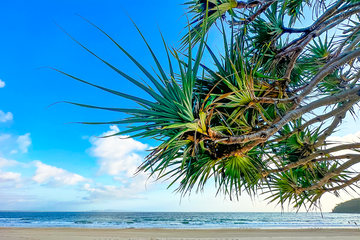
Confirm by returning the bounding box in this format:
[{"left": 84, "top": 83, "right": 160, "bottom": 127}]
[
  {"left": 332, "top": 198, "right": 360, "bottom": 213},
  {"left": 61, "top": 0, "right": 360, "bottom": 211},
  {"left": 182, "top": 0, "right": 238, "bottom": 48},
  {"left": 285, "top": 0, "right": 311, "bottom": 26}
]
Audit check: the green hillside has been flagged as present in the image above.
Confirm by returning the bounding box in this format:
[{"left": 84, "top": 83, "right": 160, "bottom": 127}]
[{"left": 332, "top": 199, "right": 360, "bottom": 213}]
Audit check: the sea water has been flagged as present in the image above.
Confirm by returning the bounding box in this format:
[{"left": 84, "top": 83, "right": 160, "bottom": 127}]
[{"left": 0, "top": 212, "right": 359, "bottom": 229}]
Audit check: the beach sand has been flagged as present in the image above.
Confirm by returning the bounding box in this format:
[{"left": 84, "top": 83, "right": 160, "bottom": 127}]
[{"left": 0, "top": 228, "right": 359, "bottom": 240}]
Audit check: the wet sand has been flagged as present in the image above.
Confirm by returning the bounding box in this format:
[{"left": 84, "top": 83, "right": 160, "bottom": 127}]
[{"left": 0, "top": 228, "right": 359, "bottom": 240}]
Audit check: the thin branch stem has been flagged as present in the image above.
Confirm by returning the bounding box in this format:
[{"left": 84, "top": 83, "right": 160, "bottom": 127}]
[
  {"left": 270, "top": 100, "right": 356, "bottom": 143},
  {"left": 313, "top": 112, "right": 346, "bottom": 148},
  {"left": 264, "top": 143, "right": 360, "bottom": 176},
  {"left": 297, "top": 156, "right": 360, "bottom": 193},
  {"left": 232, "top": 1, "right": 275, "bottom": 25},
  {"left": 325, "top": 174, "right": 360, "bottom": 192},
  {"left": 215, "top": 86, "right": 360, "bottom": 145}
]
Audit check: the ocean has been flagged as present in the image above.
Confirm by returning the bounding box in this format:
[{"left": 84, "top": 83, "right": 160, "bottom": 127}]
[{"left": 0, "top": 212, "right": 359, "bottom": 229}]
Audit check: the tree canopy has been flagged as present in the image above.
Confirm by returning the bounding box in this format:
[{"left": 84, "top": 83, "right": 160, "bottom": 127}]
[
  {"left": 61, "top": 0, "right": 360, "bottom": 211},
  {"left": 332, "top": 198, "right": 360, "bottom": 213}
]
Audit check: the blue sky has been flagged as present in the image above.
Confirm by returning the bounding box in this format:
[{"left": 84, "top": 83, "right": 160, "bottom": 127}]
[{"left": 0, "top": 0, "right": 359, "bottom": 212}]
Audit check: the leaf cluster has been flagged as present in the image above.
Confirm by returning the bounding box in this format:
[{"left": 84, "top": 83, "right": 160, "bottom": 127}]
[{"left": 60, "top": 0, "right": 360, "bottom": 210}]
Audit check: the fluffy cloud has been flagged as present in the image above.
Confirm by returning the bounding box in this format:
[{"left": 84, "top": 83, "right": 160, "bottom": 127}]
[
  {"left": 0, "top": 79, "right": 4, "bottom": 88},
  {"left": 0, "top": 157, "right": 18, "bottom": 168},
  {"left": 90, "top": 125, "right": 148, "bottom": 176},
  {"left": 32, "top": 161, "right": 90, "bottom": 187},
  {"left": 328, "top": 131, "right": 360, "bottom": 144},
  {"left": 0, "top": 170, "right": 21, "bottom": 183},
  {"left": 84, "top": 126, "right": 156, "bottom": 201},
  {"left": 0, "top": 157, "right": 21, "bottom": 187},
  {"left": 82, "top": 183, "right": 145, "bottom": 202},
  {"left": 0, "top": 134, "right": 10, "bottom": 142},
  {"left": 0, "top": 193, "right": 37, "bottom": 207},
  {"left": 17, "top": 133, "right": 31, "bottom": 153},
  {"left": 327, "top": 131, "right": 360, "bottom": 156},
  {"left": 0, "top": 110, "right": 13, "bottom": 123}
]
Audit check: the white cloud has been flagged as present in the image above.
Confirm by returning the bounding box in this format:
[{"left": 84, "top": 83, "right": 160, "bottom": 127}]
[
  {"left": 0, "top": 193, "right": 38, "bottom": 207},
  {"left": 85, "top": 126, "right": 155, "bottom": 201},
  {"left": 82, "top": 183, "right": 145, "bottom": 202},
  {"left": 10, "top": 150, "right": 18, "bottom": 154},
  {"left": 0, "top": 157, "right": 18, "bottom": 168},
  {"left": 328, "top": 131, "right": 360, "bottom": 144},
  {"left": 32, "top": 161, "right": 90, "bottom": 187},
  {"left": 0, "top": 79, "right": 4, "bottom": 88},
  {"left": 0, "top": 157, "right": 21, "bottom": 187},
  {"left": 90, "top": 125, "right": 148, "bottom": 176},
  {"left": 327, "top": 131, "right": 360, "bottom": 156},
  {"left": 0, "top": 170, "right": 21, "bottom": 183},
  {"left": 0, "top": 134, "right": 10, "bottom": 142},
  {"left": 17, "top": 133, "right": 31, "bottom": 153},
  {"left": 0, "top": 111, "right": 13, "bottom": 123}
]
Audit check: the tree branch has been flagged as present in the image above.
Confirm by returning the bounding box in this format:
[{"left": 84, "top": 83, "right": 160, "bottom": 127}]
[
  {"left": 312, "top": 154, "right": 360, "bottom": 163},
  {"left": 296, "top": 156, "right": 360, "bottom": 193},
  {"left": 270, "top": 100, "right": 356, "bottom": 143},
  {"left": 235, "top": 0, "right": 275, "bottom": 9},
  {"left": 215, "top": 86, "right": 360, "bottom": 145},
  {"left": 264, "top": 143, "right": 360, "bottom": 177},
  {"left": 277, "top": 5, "right": 360, "bottom": 57},
  {"left": 325, "top": 174, "right": 360, "bottom": 192},
  {"left": 277, "top": 0, "right": 345, "bottom": 53},
  {"left": 232, "top": 1, "right": 275, "bottom": 25},
  {"left": 298, "top": 49, "right": 360, "bottom": 103},
  {"left": 313, "top": 112, "right": 346, "bottom": 148}
]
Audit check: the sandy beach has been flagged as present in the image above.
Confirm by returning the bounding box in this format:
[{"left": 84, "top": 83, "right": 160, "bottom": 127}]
[{"left": 0, "top": 228, "right": 359, "bottom": 240}]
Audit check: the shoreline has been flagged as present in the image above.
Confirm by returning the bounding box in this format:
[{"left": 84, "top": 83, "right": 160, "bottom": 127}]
[
  {"left": 1, "top": 227, "right": 360, "bottom": 240},
  {"left": 1, "top": 226, "right": 359, "bottom": 229}
]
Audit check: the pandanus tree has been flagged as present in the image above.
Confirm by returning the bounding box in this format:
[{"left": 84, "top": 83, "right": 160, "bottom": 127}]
[{"left": 61, "top": 0, "right": 360, "bottom": 210}]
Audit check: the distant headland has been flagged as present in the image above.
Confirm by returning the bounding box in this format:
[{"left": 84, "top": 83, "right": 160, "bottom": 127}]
[{"left": 332, "top": 199, "right": 360, "bottom": 213}]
